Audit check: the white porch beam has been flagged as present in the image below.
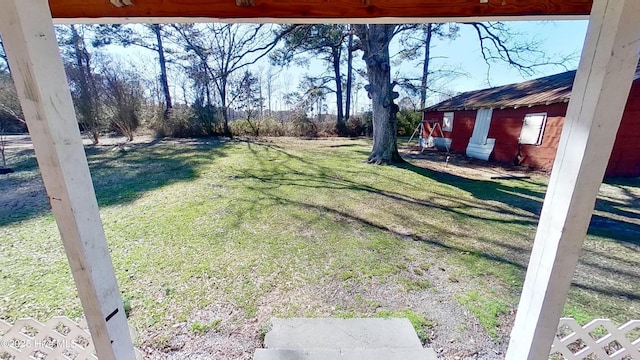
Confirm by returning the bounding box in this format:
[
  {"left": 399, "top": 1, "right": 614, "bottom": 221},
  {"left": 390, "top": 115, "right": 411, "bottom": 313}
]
[
  {"left": 506, "top": 0, "right": 640, "bottom": 359},
  {"left": 0, "top": 1, "right": 135, "bottom": 359}
]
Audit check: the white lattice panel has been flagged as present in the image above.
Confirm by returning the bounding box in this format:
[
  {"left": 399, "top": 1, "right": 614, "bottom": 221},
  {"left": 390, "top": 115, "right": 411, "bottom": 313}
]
[
  {"left": 0, "top": 316, "right": 141, "bottom": 359},
  {"left": 551, "top": 318, "right": 640, "bottom": 360}
]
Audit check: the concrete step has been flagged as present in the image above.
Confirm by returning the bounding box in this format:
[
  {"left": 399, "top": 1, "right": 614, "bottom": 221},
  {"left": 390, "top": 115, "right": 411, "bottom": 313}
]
[
  {"left": 263, "top": 318, "right": 423, "bottom": 350},
  {"left": 254, "top": 348, "right": 439, "bottom": 360}
]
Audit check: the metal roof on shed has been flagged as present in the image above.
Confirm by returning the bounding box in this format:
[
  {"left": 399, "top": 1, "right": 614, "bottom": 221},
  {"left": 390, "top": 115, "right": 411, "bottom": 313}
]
[{"left": 425, "top": 64, "right": 640, "bottom": 112}]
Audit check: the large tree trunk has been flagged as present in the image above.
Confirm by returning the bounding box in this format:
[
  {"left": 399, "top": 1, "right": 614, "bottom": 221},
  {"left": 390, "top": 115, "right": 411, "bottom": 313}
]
[
  {"left": 204, "top": 61, "right": 212, "bottom": 107},
  {"left": 220, "top": 80, "right": 232, "bottom": 137},
  {"left": 420, "top": 24, "right": 433, "bottom": 110},
  {"left": 345, "top": 30, "right": 354, "bottom": 121},
  {"left": 0, "top": 127, "right": 7, "bottom": 169},
  {"left": 332, "top": 48, "right": 345, "bottom": 135},
  {"left": 70, "top": 25, "right": 99, "bottom": 144},
  {"left": 152, "top": 24, "right": 173, "bottom": 114},
  {"left": 354, "top": 24, "right": 402, "bottom": 164},
  {"left": 266, "top": 70, "right": 273, "bottom": 118}
]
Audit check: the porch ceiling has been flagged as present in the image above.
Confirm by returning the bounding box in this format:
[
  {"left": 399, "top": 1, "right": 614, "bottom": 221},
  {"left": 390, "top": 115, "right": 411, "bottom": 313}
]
[{"left": 48, "top": 0, "right": 593, "bottom": 21}]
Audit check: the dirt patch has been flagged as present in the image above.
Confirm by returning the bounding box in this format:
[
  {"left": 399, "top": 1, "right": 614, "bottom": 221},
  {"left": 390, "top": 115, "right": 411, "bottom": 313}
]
[
  {"left": 143, "top": 276, "right": 505, "bottom": 360},
  {"left": 141, "top": 302, "right": 261, "bottom": 360},
  {"left": 400, "top": 145, "right": 549, "bottom": 182}
]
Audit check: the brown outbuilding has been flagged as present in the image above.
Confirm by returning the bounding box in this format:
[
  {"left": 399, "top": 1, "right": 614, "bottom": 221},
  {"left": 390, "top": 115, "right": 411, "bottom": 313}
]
[{"left": 423, "top": 65, "right": 640, "bottom": 177}]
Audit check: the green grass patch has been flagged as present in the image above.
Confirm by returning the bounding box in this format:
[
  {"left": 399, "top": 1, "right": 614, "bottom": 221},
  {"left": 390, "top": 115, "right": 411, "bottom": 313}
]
[
  {"left": 457, "top": 290, "right": 509, "bottom": 339},
  {"left": 1, "top": 137, "right": 639, "bottom": 344},
  {"left": 190, "top": 319, "right": 221, "bottom": 335},
  {"left": 377, "top": 308, "right": 435, "bottom": 344},
  {"left": 399, "top": 277, "right": 433, "bottom": 291}
]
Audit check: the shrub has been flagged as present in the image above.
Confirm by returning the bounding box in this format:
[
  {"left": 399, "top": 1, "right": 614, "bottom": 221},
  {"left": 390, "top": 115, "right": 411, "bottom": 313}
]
[
  {"left": 397, "top": 109, "right": 422, "bottom": 136},
  {"left": 230, "top": 117, "right": 285, "bottom": 137},
  {"left": 192, "top": 102, "right": 224, "bottom": 136},
  {"left": 291, "top": 112, "right": 318, "bottom": 137},
  {"left": 344, "top": 114, "right": 372, "bottom": 137},
  {"left": 102, "top": 70, "right": 144, "bottom": 141},
  {"left": 150, "top": 107, "right": 196, "bottom": 138}
]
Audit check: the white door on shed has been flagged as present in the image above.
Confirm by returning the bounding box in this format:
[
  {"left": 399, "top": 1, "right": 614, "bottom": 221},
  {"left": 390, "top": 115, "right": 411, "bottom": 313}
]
[
  {"left": 466, "top": 108, "right": 496, "bottom": 161},
  {"left": 469, "top": 108, "right": 493, "bottom": 144}
]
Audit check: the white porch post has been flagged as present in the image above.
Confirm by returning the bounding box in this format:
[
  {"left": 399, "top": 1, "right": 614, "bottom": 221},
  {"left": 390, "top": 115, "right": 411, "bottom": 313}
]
[
  {"left": 0, "top": 1, "right": 135, "bottom": 359},
  {"left": 506, "top": 0, "right": 640, "bottom": 359}
]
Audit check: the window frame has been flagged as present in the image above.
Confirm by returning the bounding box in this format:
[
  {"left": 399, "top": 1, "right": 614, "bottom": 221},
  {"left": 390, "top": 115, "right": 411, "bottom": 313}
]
[
  {"left": 442, "top": 112, "right": 454, "bottom": 132},
  {"left": 519, "top": 112, "right": 548, "bottom": 146}
]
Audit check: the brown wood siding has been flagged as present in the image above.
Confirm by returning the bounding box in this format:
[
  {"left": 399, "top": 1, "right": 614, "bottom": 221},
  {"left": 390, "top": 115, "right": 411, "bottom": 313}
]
[
  {"left": 607, "top": 81, "right": 640, "bottom": 177},
  {"left": 47, "top": 0, "right": 593, "bottom": 20}
]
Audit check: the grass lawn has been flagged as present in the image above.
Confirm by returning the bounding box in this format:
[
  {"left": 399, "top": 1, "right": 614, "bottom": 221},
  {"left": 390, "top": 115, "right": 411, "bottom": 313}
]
[{"left": 1, "top": 137, "right": 639, "bottom": 358}]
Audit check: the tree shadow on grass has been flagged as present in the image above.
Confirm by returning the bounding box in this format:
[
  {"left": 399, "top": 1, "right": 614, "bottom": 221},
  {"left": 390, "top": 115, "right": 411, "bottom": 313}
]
[
  {"left": 172, "top": 138, "right": 638, "bottom": 320},
  {"left": 212, "top": 138, "right": 639, "bottom": 321},
  {"left": 395, "top": 161, "right": 545, "bottom": 215},
  {"left": 395, "top": 161, "right": 640, "bottom": 247},
  {"left": 228, "top": 141, "right": 535, "bottom": 277},
  {"left": 0, "top": 138, "right": 229, "bottom": 227},
  {"left": 273, "top": 193, "right": 528, "bottom": 272},
  {"left": 230, "top": 140, "right": 640, "bottom": 309},
  {"left": 393, "top": 160, "right": 640, "bottom": 313},
  {"left": 238, "top": 141, "right": 537, "bottom": 227}
]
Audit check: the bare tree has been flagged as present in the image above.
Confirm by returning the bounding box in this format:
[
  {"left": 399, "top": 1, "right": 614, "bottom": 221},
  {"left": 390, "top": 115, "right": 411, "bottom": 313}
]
[
  {"left": 264, "top": 66, "right": 280, "bottom": 118},
  {"left": 95, "top": 24, "right": 174, "bottom": 115},
  {"left": 466, "top": 22, "right": 576, "bottom": 85},
  {"left": 151, "top": 24, "right": 173, "bottom": 114},
  {"left": 396, "top": 22, "right": 574, "bottom": 109},
  {"left": 396, "top": 23, "right": 460, "bottom": 109},
  {"left": 345, "top": 27, "right": 356, "bottom": 121},
  {"left": 273, "top": 24, "right": 351, "bottom": 134},
  {"left": 173, "top": 23, "right": 284, "bottom": 137},
  {"left": 231, "top": 70, "right": 264, "bottom": 136},
  {"left": 99, "top": 60, "right": 144, "bottom": 141},
  {"left": 284, "top": 88, "right": 324, "bottom": 137},
  {"left": 58, "top": 25, "right": 104, "bottom": 144},
  {"left": 0, "top": 71, "right": 24, "bottom": 126}
]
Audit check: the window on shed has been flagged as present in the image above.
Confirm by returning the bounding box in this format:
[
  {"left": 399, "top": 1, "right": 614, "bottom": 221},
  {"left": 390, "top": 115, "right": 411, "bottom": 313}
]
[
  {"left": 442, "top": 112, "right": 454, "bottom": 131},
  {"left": 519, "top": 113, "right": 547, "bottom": 145}
]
